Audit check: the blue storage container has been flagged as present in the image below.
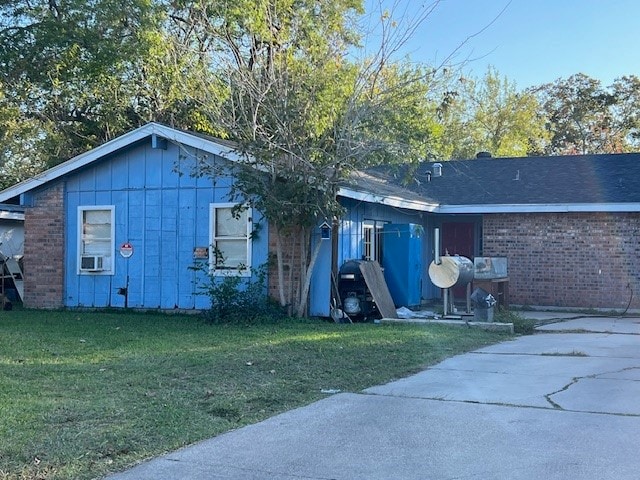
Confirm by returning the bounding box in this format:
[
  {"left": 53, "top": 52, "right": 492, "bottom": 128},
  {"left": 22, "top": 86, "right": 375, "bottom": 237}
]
[{"left": 382, "top": 224, "right": 423, "bottom": 307}]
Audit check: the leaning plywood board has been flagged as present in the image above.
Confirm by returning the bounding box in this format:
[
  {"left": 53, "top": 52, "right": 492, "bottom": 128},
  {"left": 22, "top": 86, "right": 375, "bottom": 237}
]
[{"left": 358, "top": 260, "right": 398, "bottom": 319}]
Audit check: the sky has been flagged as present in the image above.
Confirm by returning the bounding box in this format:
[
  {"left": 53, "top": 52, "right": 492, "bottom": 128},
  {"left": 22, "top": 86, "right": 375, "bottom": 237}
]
[{"left": 366, "top": 0, "right": 640, "bottom": 89}]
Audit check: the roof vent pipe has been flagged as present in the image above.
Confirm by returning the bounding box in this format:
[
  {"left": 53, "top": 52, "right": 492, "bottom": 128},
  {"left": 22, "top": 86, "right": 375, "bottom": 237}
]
[
  {"left": 432, "top": 162, "right": 442, "bottom": 177},
  {"left": 476, "top": 151, "right": 492, "bottom": 158}
]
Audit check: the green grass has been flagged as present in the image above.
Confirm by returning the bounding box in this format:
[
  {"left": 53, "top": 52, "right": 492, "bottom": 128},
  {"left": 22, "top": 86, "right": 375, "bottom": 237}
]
[{"left": 0, "top": 310, "right": 509, "bottom": 480}]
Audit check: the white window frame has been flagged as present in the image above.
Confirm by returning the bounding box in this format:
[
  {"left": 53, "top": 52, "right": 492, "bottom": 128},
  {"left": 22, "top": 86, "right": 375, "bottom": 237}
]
[
  {"left": 77, "top": 205, "right": 115, "bottom": 275},
  {"left": 363, "top": 220, "right": 387, "bottom": 263},
  {"left": 209, "top": 203, "right": 252, "bottom": 277}
]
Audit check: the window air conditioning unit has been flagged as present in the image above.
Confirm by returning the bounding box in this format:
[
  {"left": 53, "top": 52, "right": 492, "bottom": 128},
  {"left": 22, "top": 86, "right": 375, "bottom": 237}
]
[{"left": 80, "top": 255, "right": 104, "bottom": 272}]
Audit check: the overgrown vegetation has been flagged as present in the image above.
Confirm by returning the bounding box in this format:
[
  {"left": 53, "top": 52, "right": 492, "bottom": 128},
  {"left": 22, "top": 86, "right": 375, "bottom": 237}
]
[
  {"left": 495, "top": 308, "right": 538, "bottom": 335},
  {"left": 194, "top": 262, "right": 284, "bottom": 324},
  {"left": 0, "top": 309, "right": 508, "bottom": 479}
]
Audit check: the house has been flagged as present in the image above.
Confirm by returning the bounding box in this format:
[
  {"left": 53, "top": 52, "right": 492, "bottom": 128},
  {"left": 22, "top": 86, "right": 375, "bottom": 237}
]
[
  {"left": 2, "top": 122, "right": 639, "bottom": 313},
  {"left": 0, "top": 123, "right": 275, "bottom": 309},
  {"left": 309, "top": 154, "right": 640, "bottom": 315}
]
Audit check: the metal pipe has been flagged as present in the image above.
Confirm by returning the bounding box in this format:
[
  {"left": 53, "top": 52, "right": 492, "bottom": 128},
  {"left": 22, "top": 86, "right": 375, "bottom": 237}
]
[{"left": 434, "top": 228, "right": 441, "bottom": 265}]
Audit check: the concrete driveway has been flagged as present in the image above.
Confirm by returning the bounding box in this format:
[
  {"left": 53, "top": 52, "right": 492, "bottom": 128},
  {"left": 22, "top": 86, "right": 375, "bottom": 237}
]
[{"left": 107, "top": 314, "right": 640, "bottom": 480}]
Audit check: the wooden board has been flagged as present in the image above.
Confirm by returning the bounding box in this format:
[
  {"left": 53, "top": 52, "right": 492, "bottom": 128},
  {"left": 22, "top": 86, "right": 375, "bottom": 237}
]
[{"left": 358, "top": 260, "right": 398, "bottom": 319}]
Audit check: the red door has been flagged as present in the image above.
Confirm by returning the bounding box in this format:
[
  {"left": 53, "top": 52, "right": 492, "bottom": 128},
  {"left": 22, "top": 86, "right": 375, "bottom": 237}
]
[
  {"left": 442, "top": 222, "right": 475, "bottom": 258},
  {"left": 441, "top": 222, "right": 475, "bottom": 297}
]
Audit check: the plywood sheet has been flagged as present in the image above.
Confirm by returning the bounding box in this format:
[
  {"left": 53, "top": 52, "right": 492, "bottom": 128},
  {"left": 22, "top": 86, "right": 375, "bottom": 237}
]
[{"left": 358, "top": 261, "right": 398, "bottom": 319}]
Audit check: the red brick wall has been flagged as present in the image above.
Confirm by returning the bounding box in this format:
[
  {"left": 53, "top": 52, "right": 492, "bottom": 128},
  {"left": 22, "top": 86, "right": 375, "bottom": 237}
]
[
  {"left": 483, "top": 212, "right": 640, "bottom": 310},
  {"left": 268, "top": 226, "right": 305, "bottom": 307},
  {"left": 23, "top": 183, "right": 65, "bottom": 308}
]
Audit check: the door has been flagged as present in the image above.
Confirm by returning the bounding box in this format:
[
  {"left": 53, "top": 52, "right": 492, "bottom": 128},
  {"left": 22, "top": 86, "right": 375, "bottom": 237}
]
[
  {"left": 442, "top": 222, "right": 474, "bottom": 258},
  {"left": 441, "top": 222, "right": 475, "bottom": 297}
]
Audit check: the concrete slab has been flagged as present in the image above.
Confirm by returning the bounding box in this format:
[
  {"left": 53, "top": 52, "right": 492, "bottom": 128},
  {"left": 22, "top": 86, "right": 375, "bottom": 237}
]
[
  {"left": 550, "top": 376, "right": 640, "bottom": 415},
  {"left": 367, "top": 352, "right": 640, "bottom": 412},
  {"left": 476, "top": 332, "right": 640, "bottom": 358},
  {"left": 536, "top": 316, "right": 640, "bottom": 334},
  {"left": 108, "top": 393, "right": 640, "bottom": 480},
  {"left": 517, "top": 311, "right": 586, "bottom": 322},
  {"left": 106, "top": 317, "right": 640, "bottom": 480}
]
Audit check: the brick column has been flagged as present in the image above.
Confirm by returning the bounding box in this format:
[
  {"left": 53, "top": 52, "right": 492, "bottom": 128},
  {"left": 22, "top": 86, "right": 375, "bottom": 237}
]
[{"left": 23, "top": 182, "right": 65, "bottom": 308}]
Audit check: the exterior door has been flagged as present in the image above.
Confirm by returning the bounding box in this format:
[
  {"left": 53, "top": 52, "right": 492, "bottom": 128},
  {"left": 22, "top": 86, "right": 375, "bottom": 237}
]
[
  {"left": 441, "top": 222, "right": 475, "bottom": 297},
  {"left": 442, "top": 222, "right": 474, "bottom": 258}
]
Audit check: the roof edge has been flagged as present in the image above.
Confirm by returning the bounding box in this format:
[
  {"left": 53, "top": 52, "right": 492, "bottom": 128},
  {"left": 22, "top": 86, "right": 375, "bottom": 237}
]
[
  {"left": 338, "top": 187, "right": 440, "bottom": 212},
  {"left": 0, "top": 123, "right": 242, "bottom": 203},
  {"left": 439, "top": 203, "right": 640, "bottom": 214}
]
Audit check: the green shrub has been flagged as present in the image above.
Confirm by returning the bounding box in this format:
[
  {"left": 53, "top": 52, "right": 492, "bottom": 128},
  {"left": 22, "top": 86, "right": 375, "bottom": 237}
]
[{"left": 194, "top": 263, "right": 285, "bottom": 324}]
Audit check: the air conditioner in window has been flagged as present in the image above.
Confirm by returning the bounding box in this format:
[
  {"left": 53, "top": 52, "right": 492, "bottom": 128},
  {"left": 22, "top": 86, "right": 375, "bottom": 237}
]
[{"left": 80, "top": 255, "right": 104, "bottom": 272}]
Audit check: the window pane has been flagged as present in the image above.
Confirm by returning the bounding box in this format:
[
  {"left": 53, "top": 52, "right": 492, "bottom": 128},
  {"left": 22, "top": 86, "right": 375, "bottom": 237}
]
[
  {"left": 85, "top": 210, "right": 111, "bottom": 225},
  {"left": 215, "top": 240, "right": 247, "bottom": 268},
  {"left": 83, "top": 240, "right": 111, "bottom": 256},
  {"left": 84, "top": 223, "right": 111, "bottom": 239},
  {"left": 363, "top": 226, "right": 372, "bottom": 260},
  {"left": 216, "top": 207, "right": 247, "bottom": 237},
  {"left": 81, "top": 208, "right": 112, "bottom": 261}
]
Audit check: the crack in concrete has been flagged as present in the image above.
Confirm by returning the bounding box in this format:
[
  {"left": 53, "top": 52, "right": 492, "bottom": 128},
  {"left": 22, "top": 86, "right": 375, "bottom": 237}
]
[
  {"left": 545, "top": 377, "right": 580, "bottom": 409},
  {"left": 544, "top": 366, "right": 640, "bottom": 410}
]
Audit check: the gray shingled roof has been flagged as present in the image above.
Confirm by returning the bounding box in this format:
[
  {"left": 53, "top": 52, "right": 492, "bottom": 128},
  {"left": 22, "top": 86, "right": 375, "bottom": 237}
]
[{"left": 356, "top": 153, "right": 640, "bottom": 207}]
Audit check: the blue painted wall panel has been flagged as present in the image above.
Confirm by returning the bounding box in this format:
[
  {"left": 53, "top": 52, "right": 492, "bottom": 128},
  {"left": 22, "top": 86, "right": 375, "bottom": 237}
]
[
  {"left": 77, "top": 169, "right": 96, "bottom": 192},
  {"left": 310, "top": 197, "right": 442, "bottom": 316},
  {"left": 144, "top": 148, "right": 163, "bottom": 188},
  {"left": 111, "top": 154, "right": 129, "bottom": 190},
  {"left": 161, "top": 146, "right": 179, "bottom": 189},
  {"left": 62, "top": 136, "right": 269, "bottom": 310},
  {"left": 308, "top": 227, "right": 332, "bottom": 317},
  {"left": 95, "top": 161, "right": 111, "bottom": 191},
  {"left": 128, "top": 145, "right": 146, "bottom": 189}
]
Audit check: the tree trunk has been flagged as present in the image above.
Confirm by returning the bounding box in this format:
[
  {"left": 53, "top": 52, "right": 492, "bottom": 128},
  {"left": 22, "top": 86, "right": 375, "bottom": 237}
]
[
  {"left": 274, "top": 225, "right": 287, "bottom": 308},
  {"left": 296, "top": 229, "right": 322, "bottom": 318}
]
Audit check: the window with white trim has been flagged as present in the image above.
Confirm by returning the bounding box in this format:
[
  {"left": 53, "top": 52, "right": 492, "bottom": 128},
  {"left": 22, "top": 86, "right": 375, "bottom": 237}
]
[
  {"left": 209, "top": 203, "right": 252, "bottom": 276},
  {"left": 363, "top": 220, "right": 387, "bottom": 264},
  {"left": 78, "top": 206, "right": 115, "bottom": 274}
]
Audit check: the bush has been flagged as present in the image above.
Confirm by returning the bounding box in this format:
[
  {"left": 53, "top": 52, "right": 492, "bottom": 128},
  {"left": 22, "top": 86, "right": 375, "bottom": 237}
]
[{"left": 195, "top": 263, "right": 285, "bottom": 324}]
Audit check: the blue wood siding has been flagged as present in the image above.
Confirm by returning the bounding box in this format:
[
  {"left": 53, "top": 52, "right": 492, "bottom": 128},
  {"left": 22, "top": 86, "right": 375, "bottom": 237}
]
[
  {"left": 309, "top": 198, "right": 439, "bottom": 317},
  {"left": 63, "top": 139, "right": 268, "bottom": 309}
]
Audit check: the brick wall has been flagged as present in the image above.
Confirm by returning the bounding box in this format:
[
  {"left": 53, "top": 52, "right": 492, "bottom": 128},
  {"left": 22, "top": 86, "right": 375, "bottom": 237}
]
[
  {"left": 23, "top": 182, "right": 65, "bottom": 308},
  {"left": 268, "top": 226, "right": 305, "bottom": 309},
  {"left": 483, "top": 212, "right": 640, "bottom": 309}
]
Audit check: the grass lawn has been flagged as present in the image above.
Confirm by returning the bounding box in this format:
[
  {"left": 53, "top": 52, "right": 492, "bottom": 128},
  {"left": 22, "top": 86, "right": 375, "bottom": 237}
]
[{"left": 0, "top": 309, "right": 510, "bottom": 479}]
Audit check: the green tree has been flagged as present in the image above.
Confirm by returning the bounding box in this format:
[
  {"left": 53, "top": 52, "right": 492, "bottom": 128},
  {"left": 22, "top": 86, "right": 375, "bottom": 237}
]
[
  {"left": 610, "top": 75, "right": 640, "bottom": 151},
  {"left": 0, "top": 85, "right": 47, "bottom": 189},
  {"left": 437, "top": 68, "right": 548, "bottom": 159},
  {"left": 176, "top": 0, "right": 441, "bottom": 315},
  {"left": 534, "top": 73, "right": 619, "bottom": 155},
  {"left": 0, "top": 0, "right": 218, "bottom": 176}
]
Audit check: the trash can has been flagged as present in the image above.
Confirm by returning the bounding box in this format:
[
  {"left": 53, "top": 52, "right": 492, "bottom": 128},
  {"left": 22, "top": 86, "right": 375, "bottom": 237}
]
[{"left": 471, "top": 287, "right": 497, "bottom": 322}]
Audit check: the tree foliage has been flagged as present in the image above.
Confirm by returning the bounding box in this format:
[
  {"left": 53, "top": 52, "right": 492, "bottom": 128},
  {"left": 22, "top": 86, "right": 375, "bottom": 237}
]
[
  {"left": 533, "top": 73, "right": 640, "bottom": 154},
  {"left": 435, "top": 68, "right": 548, "bottom": 159},
  {"left": 6, "top": 1, "right": 640, "bottom": 316},
  {"left": 0, "top": 0, "right": 216, "bottom": 185},
  {"left": 170, "top": 0, "right": 442, "bottom": 315}
]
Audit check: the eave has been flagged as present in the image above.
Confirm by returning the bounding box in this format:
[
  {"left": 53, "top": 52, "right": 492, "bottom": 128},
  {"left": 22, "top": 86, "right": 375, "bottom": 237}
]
[
  {"left": 0, "top": 123, "right": 242, "bottom": 204},
  {"left": 338, "top": 187, "right": 440, "bottom": 212},
  {"left": 438, "top": 203, "right": 640, "bottom": 214}
]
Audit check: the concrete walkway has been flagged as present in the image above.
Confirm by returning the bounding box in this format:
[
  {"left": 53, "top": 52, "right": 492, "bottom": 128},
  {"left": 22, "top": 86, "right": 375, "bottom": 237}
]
[{"left": 106, "top": 314, "right": 640, "bottom": 479}]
